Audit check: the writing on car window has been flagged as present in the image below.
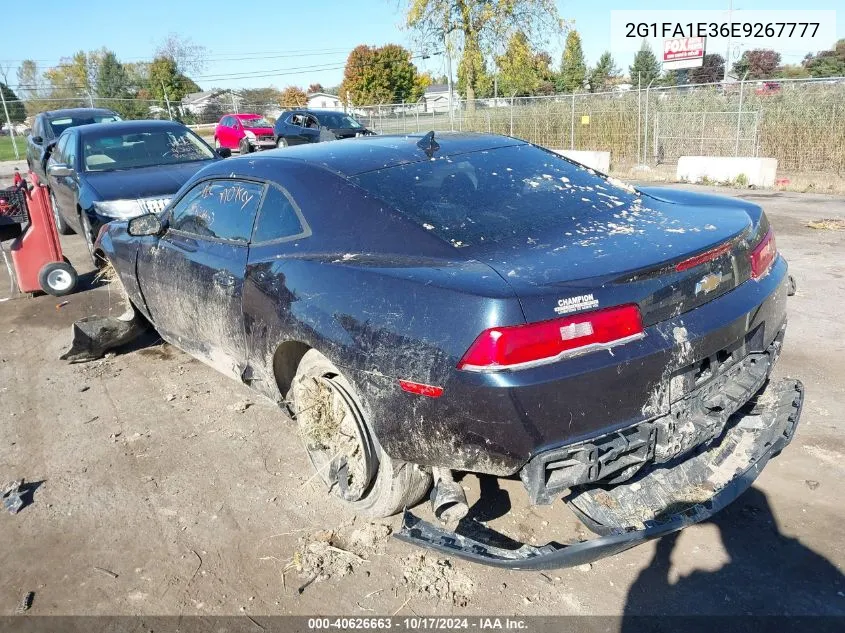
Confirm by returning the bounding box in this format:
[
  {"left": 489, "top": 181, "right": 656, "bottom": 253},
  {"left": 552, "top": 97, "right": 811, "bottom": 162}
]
[{"left": 170, "top": 179, "right": 264, "bottom": 242}]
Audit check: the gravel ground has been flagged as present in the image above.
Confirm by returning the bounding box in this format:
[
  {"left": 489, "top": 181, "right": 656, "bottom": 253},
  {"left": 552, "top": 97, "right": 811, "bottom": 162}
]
[{"left": 0, "top": 183, "right": 843, "bottom": 617}]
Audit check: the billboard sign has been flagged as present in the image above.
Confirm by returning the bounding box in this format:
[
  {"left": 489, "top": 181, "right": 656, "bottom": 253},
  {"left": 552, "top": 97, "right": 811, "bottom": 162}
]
[{"left": 663, "top": 37, "right": 706, "bottom": 70}]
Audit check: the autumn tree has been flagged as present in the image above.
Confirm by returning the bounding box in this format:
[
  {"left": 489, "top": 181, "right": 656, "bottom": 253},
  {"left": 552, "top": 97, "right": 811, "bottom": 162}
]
[
  {"left": 688, "top": 53, "right": 725, "bottom": 84},
  {"left": 803, "top": 39, "right": 845, "bottom": 77},
  {"left": 629, "top": 41, "right": 661, "bottom": 86},
  {"left": 43, "top": 50, "right": 103, "bottom": 103},
  {"left": 339, "top": 44, "right": 422, "bottom": 105},
  {"left": 588, "top": 51, "right": 620, "bottom": 92},
  {"left": 307, "top": 83, "right": 325, "bottom": 94},
  {"left": 406, "top": 0, "right": 562, "bottom": 110},
  {"left": 732, "top": 49, "right": 781, "bottom": 79},
  {"left": 280, "top": 86, "right": 308, "bottom": 108},
  {"left": 558, "top": 29, "right": 586, "bottom": 92}
]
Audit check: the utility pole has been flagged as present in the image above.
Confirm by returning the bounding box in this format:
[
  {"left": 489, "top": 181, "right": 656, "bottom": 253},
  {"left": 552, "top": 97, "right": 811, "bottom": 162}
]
[
  {"left": 724, "top": 0, "right": 734, "bottom": 82},
  {"left": 444, "top": 30, "right": 454, "bottom": 130},
  {"left": 160, "top": 81, "right": 174, "bottom": 120},
  {"left": 0, "top": 87, "right": 19, "bottom": 160},
  {"left": 86, "top": 88, "right": 94, "bottom": 108}
]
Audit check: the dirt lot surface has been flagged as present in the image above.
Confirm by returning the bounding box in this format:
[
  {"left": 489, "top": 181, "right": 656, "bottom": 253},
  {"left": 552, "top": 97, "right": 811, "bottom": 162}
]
[{"left": 1, "top": 184, "right": 844, "bottom": 617}]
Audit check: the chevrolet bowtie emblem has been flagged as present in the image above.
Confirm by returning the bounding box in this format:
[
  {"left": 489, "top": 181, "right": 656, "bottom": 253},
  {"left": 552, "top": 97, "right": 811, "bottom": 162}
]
[{"left": 695, "top": 272, "right": 723, "bottom": 295}]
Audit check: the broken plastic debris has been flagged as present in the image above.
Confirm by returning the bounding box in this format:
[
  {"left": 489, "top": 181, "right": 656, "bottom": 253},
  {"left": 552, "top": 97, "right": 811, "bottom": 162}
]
[{"left": 2, "top": 479, "right": 25, "bottom": 514}]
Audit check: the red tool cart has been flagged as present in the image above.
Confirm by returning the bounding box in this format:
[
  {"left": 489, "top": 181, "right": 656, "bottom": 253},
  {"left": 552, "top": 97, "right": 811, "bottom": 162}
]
[{"left": 0, "top": 171, "right": 78, "bottom": 296}]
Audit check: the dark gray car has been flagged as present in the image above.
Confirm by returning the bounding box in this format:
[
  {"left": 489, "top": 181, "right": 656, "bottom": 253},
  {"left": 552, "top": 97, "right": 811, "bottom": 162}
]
[{"left": 26, "top": 108, "right": 121, "bottom": 179}]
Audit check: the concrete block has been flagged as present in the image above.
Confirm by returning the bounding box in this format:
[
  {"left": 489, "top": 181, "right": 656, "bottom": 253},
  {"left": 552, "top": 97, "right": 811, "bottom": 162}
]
[
  {"left": 677, "top": 156, "right": 778, "bottom": 188},
  {"left": 551, "top": 150, "right": 611, "bottom": 174}
]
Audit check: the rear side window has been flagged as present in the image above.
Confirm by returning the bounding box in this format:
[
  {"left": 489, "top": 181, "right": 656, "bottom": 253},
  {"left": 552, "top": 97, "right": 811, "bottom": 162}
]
[
  {"left": 169, "top": 179, "right": 264, "bottom": 243},
  {"left": 350, "top": 144, "right": 639, "bottom": 248},
  {"left": 252, "top": 184, "right": 310, "bottom": 243}
]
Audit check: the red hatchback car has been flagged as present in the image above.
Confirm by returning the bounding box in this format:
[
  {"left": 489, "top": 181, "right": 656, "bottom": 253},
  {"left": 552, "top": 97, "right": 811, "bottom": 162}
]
[{"left": 214, "top": 113, "right": 276, "bottom": 153}]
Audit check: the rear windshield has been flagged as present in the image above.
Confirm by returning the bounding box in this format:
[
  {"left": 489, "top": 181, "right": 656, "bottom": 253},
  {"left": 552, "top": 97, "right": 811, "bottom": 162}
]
[
  {"left": 350, "top": 144, "right": 639, "bottom": 248},
  {"left": 241, "top": 117, "right": 272, "bottom": 128},
  {"left": 83, "top": 128, "right": 216, "bottom": 171},
  {"left": 49, "top": 113, "right": 121, "bottom": 136},
  {"left": 317, "top": 113, "right": 362, "bottom": 129}
]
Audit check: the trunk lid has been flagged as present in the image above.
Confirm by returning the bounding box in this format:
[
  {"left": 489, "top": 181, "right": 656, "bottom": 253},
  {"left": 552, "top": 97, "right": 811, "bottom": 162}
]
[{"left": 474, "top": 187, "right": 760, "bottom": 325}]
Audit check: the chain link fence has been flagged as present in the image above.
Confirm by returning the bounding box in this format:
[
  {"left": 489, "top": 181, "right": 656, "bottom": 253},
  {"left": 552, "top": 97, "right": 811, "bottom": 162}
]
[
  {"left": 3, "top": 77, "right": 844, "bottom": 175},
  {"left": 354, "top": 77, "right": 845, "bottom": 174}
]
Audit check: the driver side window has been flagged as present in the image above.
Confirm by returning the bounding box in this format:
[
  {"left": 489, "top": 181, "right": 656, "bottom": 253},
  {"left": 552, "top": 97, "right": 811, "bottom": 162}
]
[{"left": 169, "top": 179, "right": 264, "bottom": 243}]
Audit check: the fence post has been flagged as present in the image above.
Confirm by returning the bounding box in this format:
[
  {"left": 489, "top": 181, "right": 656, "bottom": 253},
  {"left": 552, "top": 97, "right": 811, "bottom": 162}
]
[
  {"left": 700, "top": 112, "right": 706, "bottom": 154},
  {"left": 510, "top": 95, "right": 515, "bottom": 136},
  {"left": 636, "top": 72, "right": 642, "bottom": 164},
  {"left": 0, "top": 87, "right": 20, "bottom": 160},
  {"left": 735, "top": 72, "right": 748, "bottom": 156},
  {"left": 570, "top": 92, "right": 575, "bottom": 150}
]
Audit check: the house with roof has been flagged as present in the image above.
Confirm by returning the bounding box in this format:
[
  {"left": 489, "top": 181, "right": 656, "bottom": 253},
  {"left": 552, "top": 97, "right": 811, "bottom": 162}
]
[
  {"left": 181, "top": 90, "right": 244, "bottom": 116},
  {"left": 306, "top": 92, "right": 343, "bottom": 111},
  {"left": 422, "top": 84, "right": 454, "bottom": 113}
]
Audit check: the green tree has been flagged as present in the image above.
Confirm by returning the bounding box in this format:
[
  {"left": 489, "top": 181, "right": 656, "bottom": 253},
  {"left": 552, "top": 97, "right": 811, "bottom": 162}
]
[
  {"left": 688, "top": 53, "right": 725, "bottom": 84},
  {"left": 458, "top": 41, "right": 493, "bottom": 99},
  {"left": 149, "top": 56, "right": 199, "bottom": 107},
  {"left": 588, "top": 51, "right": 619, "bottom": 93},
  {"left": 406, "top": 0, "right": 563, "bottom": 110},
  {"left": 732, "top": 49, "right": 781, "bottom": 79},
  {"left": 0, "top": 83, "right": 26, "bottom": 122},
  {"left": 776, "top": 64, "right": 811, "bottom": 79},
  {"left": 803, "top": 39, "right": 845, "bottom": 78},
  {"left": 629, "top": 41, "right": 661, "bottom": 86},
  {"left": 558, "top": 29, "right": 586, "bottom": 92},
  {"left": 496, "top": 31, "right": 540, "bottom": 96},
  {"left": 95, "top": 51, "right": 145, "bottom": 118},
  {"left": 339, "top": 44, "right": 423, "bottom": 105}
]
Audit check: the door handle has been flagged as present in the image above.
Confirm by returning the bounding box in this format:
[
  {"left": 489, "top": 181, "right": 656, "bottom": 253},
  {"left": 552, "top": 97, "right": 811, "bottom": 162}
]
[{"left": 213, "top": 270, "right": 237, "bottom": 288}]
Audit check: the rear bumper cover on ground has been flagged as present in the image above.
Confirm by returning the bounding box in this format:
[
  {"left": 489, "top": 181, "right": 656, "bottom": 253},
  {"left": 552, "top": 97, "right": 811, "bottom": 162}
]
[{"left": 396, "top": 378, "right": 803, "bottom": 570}]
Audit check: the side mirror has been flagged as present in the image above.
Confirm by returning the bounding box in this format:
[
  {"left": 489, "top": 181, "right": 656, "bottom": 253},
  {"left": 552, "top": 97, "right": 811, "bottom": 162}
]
[
  {"left": 32, "top": 135, "right": 43, "bottom": 144},
  {"left": 47, "top": 163, "right": 73, "bottom": 178},
  {"left": 216, "top": 147, "right": 232, "bottom": 158},
  {"left": 128, "top": 213, "right": 163, "bottom": 237}
]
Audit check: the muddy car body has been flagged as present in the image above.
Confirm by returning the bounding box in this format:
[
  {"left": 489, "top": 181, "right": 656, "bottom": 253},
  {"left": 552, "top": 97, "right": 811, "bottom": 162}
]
[{"left": 95, "top": 133, "right": 802, "bottom": 568}]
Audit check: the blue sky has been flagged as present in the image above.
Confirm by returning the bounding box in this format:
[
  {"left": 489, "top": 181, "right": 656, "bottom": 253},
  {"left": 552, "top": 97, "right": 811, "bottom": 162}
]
[{"left": 2, "top": 0, "right": 843, "bottom": 93}]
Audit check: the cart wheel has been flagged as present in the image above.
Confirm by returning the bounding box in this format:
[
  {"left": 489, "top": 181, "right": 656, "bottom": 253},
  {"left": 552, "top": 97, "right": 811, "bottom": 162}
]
[{"left": 38, "top": 261, "right": 78, "bottom": 296}]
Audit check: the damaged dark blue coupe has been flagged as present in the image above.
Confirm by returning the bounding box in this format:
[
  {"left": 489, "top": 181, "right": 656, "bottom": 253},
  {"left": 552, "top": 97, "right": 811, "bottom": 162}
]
[{"left": 90, "top": 132, "right": 802, "bottom": 569}]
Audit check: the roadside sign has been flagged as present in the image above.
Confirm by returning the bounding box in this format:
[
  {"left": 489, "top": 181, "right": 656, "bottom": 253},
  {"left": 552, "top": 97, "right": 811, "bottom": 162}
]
[{"left": 663, "top": 37, "right": 706, "bottom": 70}]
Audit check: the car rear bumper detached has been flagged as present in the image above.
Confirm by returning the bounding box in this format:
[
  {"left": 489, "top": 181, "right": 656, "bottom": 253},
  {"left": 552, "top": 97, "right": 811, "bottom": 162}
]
[{"left": 396, "top": 377, "right": 803, "bottom": 570}]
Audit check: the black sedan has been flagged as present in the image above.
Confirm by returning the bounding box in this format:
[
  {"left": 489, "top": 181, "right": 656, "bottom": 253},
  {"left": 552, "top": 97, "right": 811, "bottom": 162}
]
[
  {"left": 95, "top": 132, "right": 801, "bottom": 568},
  {"left": 273, "top": 109, "right": 374, "bottom": 147},
  {"left": 26, "top": 108, "right": 121, "bottom": 179},
  {"left": 46, "top": 119, "right": 228, "bottom": 265}
]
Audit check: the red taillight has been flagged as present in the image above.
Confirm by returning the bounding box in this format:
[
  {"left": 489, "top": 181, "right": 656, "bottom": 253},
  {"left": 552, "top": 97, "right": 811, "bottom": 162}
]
[
  {"left": 675, "top": 241, "right": 733, "bottom": 272},
  {"left": 457, "top": 304, "right": 644, "bottom": 372},
  {"left": 750, "top": 229, "right": 777, "bottom": 279}
]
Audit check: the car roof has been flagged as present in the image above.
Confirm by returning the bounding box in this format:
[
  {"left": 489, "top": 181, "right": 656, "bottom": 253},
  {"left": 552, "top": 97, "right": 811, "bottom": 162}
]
[
  {"left": 282, "top": 109, "right": 346, "bottom": 117},
  {"left": 233, "top": 113, "right": 261, "bottom": 118},
  {"left": 67, "top": 119, "right": 189, "bottom": 137},
  {"left": 208, "top": 132, "right": 526, "bottom": 178},
  {"left": 42, "top": 108, "right": 118, "bottom": 119}
]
